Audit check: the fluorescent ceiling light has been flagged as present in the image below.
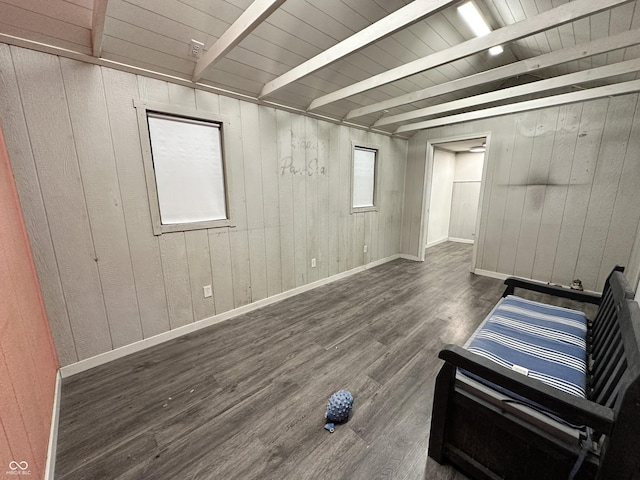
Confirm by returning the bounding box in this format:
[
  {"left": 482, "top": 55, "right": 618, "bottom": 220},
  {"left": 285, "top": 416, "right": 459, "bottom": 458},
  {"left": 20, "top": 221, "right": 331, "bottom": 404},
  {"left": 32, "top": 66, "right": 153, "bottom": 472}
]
[
  {"left": 458, "top": 2, "right": 490, "bottom": 36},
  {"left": 469, "top": 146, "right": 486, "bottom": 153},
  {"left": 458, "top": 2, "right": 503, "bottom": 55}
]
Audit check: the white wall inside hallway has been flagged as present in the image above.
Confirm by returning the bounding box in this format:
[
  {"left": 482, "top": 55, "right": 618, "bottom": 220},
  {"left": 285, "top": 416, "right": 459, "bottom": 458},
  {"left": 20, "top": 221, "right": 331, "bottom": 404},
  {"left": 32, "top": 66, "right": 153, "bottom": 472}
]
[
  {"left": 449, "top": 152, "right": 484, "bottom": 242},
  {"left": 426, "top": 149, "right": 455, "bottom": 246}
]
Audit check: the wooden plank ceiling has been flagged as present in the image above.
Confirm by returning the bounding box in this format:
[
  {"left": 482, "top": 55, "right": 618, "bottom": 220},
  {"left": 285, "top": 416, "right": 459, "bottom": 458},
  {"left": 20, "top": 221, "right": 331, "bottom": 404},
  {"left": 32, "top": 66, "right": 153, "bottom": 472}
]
[{"left": 0, "top": 0, "right": 639, "bottom": 135}]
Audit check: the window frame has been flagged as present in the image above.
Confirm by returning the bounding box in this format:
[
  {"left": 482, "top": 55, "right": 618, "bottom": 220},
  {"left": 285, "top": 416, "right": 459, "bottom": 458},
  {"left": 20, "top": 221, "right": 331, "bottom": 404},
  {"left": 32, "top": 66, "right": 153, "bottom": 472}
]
[
  {"left": 134, "top": 100, "right": 232, "bottom": 235},
  {"left": 351, "top": 142, "right": 380, "bottom": 214}
]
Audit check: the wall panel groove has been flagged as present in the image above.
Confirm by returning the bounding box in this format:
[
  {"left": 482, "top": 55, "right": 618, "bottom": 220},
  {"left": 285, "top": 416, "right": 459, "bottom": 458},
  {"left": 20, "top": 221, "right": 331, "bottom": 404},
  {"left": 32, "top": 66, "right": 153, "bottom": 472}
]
[
  {"left": 61, "top": 57, "right": 143, "bottom": 349},
  {"left": 102, "top": 68, "right": 170, "bottom": 339}
]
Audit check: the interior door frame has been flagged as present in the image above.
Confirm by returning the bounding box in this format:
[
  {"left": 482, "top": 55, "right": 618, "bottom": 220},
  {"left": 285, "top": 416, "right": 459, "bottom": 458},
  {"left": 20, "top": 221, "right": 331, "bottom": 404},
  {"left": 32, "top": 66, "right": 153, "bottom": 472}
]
[{"left": 417, "top": 132, "right": 492, "bottom": 273}]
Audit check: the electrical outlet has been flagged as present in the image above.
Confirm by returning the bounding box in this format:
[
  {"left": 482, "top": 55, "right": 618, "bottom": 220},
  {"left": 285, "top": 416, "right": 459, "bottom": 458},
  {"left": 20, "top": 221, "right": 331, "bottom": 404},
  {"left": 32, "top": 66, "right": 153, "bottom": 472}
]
[
  {"left": 363, "top": 245, "right": 368, "bottom": 253},
  {"left": 203, "top": 285, "right": 212, "bottom": 298},
  {"left": 189, "top": 39, "right": 204, "bottom": 59},
  {"left": 311, "top": 258, "right": 316, "bottom": 268}
]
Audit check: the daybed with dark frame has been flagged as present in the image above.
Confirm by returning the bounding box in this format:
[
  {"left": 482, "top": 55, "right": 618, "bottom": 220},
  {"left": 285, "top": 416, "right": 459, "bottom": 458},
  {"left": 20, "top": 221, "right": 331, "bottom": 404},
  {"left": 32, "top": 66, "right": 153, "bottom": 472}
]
[{"left": 428, "top": 266, "right": 640, "bottom": 479}]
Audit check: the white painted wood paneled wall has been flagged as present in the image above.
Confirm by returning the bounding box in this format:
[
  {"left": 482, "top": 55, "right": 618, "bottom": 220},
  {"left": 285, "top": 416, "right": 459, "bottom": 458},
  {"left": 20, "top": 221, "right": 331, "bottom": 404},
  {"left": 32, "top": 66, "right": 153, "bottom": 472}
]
[
  {"left": 426, "top": 149, "right": 455, "bottom": 247},
  {"left": 448, "top": 152, "right": 483, "bottom": 242},
  {"left": 448, "top": 183, "right": 481, "bottom": 242},
  {"left": 454, "top": 152, "right": 484, "bottom": 182},
  {"left": 402, "top": 94, "right": 640, "bottom": 293},
  {"left": 0, "top": 44, "right": 407, "bottom": 366}
]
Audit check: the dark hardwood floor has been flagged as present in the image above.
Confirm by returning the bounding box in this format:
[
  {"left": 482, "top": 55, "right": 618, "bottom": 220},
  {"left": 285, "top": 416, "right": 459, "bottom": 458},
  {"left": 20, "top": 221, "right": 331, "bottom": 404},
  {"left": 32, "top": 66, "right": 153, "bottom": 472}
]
[{"left": 55, "top": 242, "right": 504, "bottom": 480}]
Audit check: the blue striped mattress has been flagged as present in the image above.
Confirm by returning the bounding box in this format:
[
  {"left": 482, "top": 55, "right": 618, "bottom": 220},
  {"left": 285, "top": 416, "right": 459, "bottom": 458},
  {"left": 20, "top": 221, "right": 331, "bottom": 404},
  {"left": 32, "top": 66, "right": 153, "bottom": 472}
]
[{"left": 464, "top": 295, "right": 588, "bottom": 398}]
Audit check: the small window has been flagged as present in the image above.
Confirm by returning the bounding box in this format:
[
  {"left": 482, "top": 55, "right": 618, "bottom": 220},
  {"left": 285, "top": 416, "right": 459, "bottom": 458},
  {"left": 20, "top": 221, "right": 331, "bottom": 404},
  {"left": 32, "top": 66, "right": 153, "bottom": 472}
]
[
  {"left": 352, "top": 145, "right": 378, "bottom": 213},
  {"left": 135, "top": 101, "right": 231, "bottom": 234}
]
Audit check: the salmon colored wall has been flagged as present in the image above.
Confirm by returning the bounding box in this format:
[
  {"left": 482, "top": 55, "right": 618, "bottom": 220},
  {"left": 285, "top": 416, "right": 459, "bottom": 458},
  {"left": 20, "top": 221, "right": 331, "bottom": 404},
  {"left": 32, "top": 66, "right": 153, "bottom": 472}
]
[{"left": 0, "top": 125, "right": 58, "bottom": 479}]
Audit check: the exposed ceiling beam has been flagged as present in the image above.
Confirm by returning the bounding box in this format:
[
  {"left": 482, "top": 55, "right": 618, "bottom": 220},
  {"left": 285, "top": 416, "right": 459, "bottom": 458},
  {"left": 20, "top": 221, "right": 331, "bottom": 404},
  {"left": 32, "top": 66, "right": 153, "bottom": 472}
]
[
  {"left": 308, "top": 0, "right": 632, "bottom": 112},
  {"left": 346, "top": 28, "right": 640, "bottom": 120},
  {"left": 375, "top": 58, "right": 640, "bottom": 127},
  {"left": 91, "top": 0, "right": 109, "bottom": 57},
  {"left": 395, "top": 79, "right": 640, "bottom": 134},
  {"left": 259, "top": 0, "right": 457, "bottom": 99},
  {"left": 0, "top": 32, "right": 406, "bottom": 141},
  {"left": 192, "top": 0, "right": 287, "bottom": 82}
]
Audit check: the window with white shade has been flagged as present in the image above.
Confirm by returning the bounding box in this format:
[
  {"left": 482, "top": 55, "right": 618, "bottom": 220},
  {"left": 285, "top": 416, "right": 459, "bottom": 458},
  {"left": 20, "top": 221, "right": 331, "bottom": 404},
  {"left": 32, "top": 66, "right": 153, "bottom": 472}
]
[
  {"left": 352, "top": 145, "right": 378, "bottom": 212},
  {"left": 135, "top": 101, "right": 231, "bottom": 235}
]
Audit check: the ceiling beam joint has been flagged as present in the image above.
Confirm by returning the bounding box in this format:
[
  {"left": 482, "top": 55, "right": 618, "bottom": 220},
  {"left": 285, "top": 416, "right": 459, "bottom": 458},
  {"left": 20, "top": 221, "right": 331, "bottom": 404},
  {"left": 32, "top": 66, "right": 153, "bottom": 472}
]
[
  {"left": 192, "top": 0, "right": 286, "bottom": 82},
  {"left": 91, "top": 0, "right": 109, "bottom": 57}
]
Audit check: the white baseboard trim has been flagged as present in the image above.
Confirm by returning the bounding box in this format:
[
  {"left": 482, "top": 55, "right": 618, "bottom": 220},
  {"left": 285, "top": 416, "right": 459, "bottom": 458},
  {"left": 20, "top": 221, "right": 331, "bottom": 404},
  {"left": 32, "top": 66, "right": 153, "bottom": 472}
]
[
  {"left": 425, "top": 237, "right": 473, "bottom": 249},
  {"left": 473, "top": 269, "right": 510, "bottom": 281},
  {"left": 448, "top": 237, "right": 474, "bottom": 244},
  {"left": 425, "top": 238, "right": 448, "bottom": 249},
  {"left": 399, "top": 254, "right": 421, "bottom": 261},
  {"left": 44, "top": 371, "right": 61, "bottom": 480},
  {"left": 60, "top": 254, "right": 401, "bottom": 378}
]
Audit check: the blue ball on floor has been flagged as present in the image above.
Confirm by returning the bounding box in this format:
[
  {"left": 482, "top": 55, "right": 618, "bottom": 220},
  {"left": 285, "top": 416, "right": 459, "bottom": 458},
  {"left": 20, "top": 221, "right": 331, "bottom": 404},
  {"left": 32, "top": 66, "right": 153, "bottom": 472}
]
[{"left": 324, "top": 390, "right": 354, "bottom": 432}]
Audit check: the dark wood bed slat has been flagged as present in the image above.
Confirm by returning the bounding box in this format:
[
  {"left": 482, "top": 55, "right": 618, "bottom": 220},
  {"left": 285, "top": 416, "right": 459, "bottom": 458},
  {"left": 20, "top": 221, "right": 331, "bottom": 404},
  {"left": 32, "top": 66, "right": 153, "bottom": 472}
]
[
  {"left": 593, "top": 316, "right": 620, "bottom": 363},
  {"left": 594, "top": 355, "right": 626, "bottom": 407},
  {"left": 428, "top": 266, "right": 640, "bottom": 480},
  {"left": 592, "top": 336, "right": 622, "bottom": 381},
  {"left": 590, "top": 291, "right": 614, "bottom": 340}
]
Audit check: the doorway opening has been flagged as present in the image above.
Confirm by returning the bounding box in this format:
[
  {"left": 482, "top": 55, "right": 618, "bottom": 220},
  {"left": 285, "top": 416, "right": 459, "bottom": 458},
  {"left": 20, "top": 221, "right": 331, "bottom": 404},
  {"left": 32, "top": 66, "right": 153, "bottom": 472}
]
[{"left": 419, "top": 134, "right": 490, "bottom": 272}]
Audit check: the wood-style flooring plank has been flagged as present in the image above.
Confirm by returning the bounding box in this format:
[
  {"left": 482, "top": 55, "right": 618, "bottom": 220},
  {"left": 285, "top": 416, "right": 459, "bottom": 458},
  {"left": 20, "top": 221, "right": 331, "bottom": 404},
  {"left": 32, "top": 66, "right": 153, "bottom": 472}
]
[{"left": 55, "top": 242, "right": 516, "bottom": 480}]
